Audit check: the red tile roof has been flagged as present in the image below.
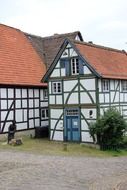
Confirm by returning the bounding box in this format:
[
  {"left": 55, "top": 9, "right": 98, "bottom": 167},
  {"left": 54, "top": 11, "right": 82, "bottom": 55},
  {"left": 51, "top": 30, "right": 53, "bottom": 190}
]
[
  {"left": 0, "top": 24, "right": 46, "bottom": 86},
  {"left": 74, "top": 41, "right": 127, "bottom": 79}
]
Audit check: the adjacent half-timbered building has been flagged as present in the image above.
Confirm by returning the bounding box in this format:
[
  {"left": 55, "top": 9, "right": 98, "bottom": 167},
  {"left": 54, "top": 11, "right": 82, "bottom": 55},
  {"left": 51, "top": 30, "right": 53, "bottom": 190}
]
[
  {"left": 0, "top": 24, "right": 48, "bottom": 134},
  {"left": 43, "top": 39, "right": 127, "bottom": 142}
]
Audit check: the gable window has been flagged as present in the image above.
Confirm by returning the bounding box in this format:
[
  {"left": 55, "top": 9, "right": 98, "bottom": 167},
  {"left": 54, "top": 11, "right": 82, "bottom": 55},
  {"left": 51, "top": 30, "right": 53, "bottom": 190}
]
[
  {"left": 71, "top": 58, "right": 79, "bottom": 75},
  {"left": 121, "top": 80, "right": 127, "bottom": 91},
  {"left": 41, "top": 108, "right": 48, "bottom": 119},
  {"left": 60, "top": 56, "right": 83, "bottom": 76},
  {"left": 102, "top": 79, "right": 109, "bottom": 92},
  {"left": 52, "top": 82, "right": 62, "bottom": 94}
]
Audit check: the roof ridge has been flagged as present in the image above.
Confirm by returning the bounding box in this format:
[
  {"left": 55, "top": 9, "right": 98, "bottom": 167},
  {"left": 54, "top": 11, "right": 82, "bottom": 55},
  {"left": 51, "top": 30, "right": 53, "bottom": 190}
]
[
  {"left": 25, "top": 31, "right": 79, "bottom": 40},
  {"left": 0, "top": 23, "right": 20, "bottom": 32},
  {"left": 73, "top": 39, "right": 126, "bottom": 54},
  {"left": 41, "top": 31, "right": 80, "bottom": 40},
  {"left": 24, "top": 32, "right": 44, "bottom": 40},
  {"left": 1, "top": 24, "right": 82, "bottom": 42}
]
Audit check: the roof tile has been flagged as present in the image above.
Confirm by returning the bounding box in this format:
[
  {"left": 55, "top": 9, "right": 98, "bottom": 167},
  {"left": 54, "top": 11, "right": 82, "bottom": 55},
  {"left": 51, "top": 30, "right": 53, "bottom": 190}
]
[
  {"left": 74, "top": 41, "right": 127, "bottom": 79},
  {"left": 25, "top": 31, "right": 83, "bottom": 69},
  {"left": 0, "top": 24, "right": 46, "bottom": 86}
]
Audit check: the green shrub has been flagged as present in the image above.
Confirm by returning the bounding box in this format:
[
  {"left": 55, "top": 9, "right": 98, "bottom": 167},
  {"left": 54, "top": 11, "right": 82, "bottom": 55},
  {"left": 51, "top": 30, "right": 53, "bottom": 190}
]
[{"left": 89, "top": 108, "right": 127, "bottom": 147}]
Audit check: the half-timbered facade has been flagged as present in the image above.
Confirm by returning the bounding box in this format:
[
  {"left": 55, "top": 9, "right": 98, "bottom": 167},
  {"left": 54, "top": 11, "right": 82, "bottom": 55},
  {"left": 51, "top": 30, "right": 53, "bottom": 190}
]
[
  {"left": 43, "top": 39, "right": 127, "bottom": 142},
  {"left": 0, "top": 86, "right": 48, "bottom": 133}
]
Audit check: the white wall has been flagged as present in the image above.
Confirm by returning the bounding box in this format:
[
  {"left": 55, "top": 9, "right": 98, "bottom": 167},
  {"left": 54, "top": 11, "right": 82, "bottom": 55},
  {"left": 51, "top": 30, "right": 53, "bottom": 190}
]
[
  {"left": 98, "top": 78, "right": 127, "bottom": 119},
  {"left": 0, "top": 87, "right": 48, "bottom": 133}
]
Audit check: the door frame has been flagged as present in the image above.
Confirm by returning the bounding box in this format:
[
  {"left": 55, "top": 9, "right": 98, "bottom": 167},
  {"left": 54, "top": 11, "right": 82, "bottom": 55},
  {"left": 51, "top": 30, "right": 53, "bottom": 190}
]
[{"left": 64, "top": 108, "right": 81, "bottom": 142}]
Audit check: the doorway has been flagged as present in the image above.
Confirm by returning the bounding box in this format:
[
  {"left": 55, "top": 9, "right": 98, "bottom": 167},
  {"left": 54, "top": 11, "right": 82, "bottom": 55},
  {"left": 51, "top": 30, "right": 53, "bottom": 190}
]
[{"left": 65, "top": 108, "right": 80, "bottom": 142}]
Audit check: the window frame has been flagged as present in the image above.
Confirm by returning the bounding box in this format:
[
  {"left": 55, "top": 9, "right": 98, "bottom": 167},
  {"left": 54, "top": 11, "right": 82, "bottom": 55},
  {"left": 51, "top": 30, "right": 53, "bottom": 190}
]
[
  {"left": 60, "top": 56, "right": 83, "bottom": 76},
  {"left": 102, "top": 79, "right": 110, "bottom": 92},
  {"left": 71, "top": 57, "right": 79, "bottom": 75},
  {"left": 121, "top": 80, "right": 127, "bottom": 92},
  {"left": 66, "top": 108, "right": 79, "bottom": 116},
  {"left": 41, "top": 108, "right": 48, "bottom": 120},
  {"left": 43, "top": 89, "right": 48, "bottom": 99},
  {"left": 52, "top": 82, "right": 62, "bottom": 94}
]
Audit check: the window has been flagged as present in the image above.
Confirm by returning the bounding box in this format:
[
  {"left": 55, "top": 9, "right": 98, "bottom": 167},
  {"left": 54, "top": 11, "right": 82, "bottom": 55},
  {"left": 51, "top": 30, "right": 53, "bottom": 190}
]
[
  {"left": 60, "top": 59, "right": 66, "bottom": 68},
  {"left": 66, "top": 109, "right": 79, "bottom": 116},
  {"left": 102, "top": 80, "right": 109, "bottom": 92},
  {"left": 43, "top": 89, "right": 48, "bottom": 99},
  {"left": 52, "top": 82, "right": 62, "bottom": 94},
  {"left": 71, "top": 58, "right": 79, "bottom": 75},
  {"left": 89, "top": 110, "right": 93, "bottom": 118},
  {"left": 60, "top": 57, "right": 83, "bottom": 76},
  {"left": 41, "top": 109, "right": 48, "bottom": 119},
  {"left": 121, "top": 80, "right": 127, "bottom": 91}
]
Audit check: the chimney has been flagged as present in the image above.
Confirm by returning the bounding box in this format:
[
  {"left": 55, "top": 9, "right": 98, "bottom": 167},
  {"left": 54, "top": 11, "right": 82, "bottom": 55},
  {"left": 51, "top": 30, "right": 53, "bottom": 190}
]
[
  {"left": 54, "top": 33, "right": 59, "bottom": 36},
  {"left": 88, "top": 41, "right": 93, "bottom": 44}
]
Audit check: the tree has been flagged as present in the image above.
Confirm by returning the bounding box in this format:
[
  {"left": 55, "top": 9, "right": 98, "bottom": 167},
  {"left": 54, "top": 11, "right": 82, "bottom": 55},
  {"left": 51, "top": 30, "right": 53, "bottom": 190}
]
[{"left": 89, "top": 108, "right": 127, "bottom": 147}]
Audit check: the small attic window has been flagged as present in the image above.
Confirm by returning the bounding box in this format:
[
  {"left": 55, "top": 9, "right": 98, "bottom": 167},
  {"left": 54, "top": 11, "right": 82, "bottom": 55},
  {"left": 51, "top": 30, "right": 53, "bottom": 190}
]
[
  {"left": 75, "top": 35, "right": 80, "bottom": 41},
  {"left": 28, "top": 36, "right": 32, "bottom": 39},
  {"left": 63, "top": 51, "right": 68, "bottom": 56}
]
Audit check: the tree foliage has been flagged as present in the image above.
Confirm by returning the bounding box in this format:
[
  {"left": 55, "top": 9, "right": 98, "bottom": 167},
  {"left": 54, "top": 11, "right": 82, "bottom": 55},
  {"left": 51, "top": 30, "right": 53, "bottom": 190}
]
[{"left": 89, "top": 108, "right": 127, "bottom": 146}]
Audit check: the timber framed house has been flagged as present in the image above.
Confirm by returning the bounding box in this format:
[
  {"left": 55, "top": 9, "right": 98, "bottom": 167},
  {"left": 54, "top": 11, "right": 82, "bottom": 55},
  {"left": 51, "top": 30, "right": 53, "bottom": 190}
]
[{"left": 43, "top": 39, "right": 127, "bottom": 142}]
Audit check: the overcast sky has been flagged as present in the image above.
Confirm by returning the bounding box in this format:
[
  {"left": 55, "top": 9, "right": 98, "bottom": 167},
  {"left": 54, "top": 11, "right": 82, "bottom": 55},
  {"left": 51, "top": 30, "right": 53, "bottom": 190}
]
[{"left": 1, "top": 0, "right": 127, "bottom": 50}]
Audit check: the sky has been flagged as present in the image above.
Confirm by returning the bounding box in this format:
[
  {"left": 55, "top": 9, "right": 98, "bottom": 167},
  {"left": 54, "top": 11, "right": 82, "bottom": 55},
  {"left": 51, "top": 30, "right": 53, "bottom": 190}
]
[{"left": 1, "top": 0, "right": 127, "bottom": 50}]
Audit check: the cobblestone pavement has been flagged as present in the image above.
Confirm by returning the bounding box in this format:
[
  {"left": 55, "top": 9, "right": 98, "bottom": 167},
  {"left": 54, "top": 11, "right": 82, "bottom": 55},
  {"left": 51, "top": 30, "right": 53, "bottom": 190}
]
[{"left": 0, "top": 150, "right": 127, "bottom": 190}]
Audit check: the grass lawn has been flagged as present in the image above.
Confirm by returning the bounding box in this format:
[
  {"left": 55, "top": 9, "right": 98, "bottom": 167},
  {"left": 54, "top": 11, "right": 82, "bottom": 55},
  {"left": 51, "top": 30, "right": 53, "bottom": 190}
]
[{"left": 0, "top": 136, "right": 127, "bottom": 157}]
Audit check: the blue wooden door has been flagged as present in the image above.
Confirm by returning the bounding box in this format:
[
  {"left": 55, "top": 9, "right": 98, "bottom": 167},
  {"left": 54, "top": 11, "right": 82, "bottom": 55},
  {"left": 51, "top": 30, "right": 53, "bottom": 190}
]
[{"left": 66, "top": 116, "right": 80, "bottom": 142}]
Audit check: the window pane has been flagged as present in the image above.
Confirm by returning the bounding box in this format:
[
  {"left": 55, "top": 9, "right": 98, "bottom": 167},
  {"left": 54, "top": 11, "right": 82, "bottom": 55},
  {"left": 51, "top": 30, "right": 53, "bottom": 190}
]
[
  {"left": 71, "top": 58, "right": 79, "bottom": 75},
  {"left": 52, "top": 82, "right": 62, "bottom": 94},
  {"left": 60, "top": 59, "right": 65, "bottom": 68},
  {"left": 76, "top": 58, "right": 79, "bottom": 73},
  {"left": 42, "top": 110, "right": 45, "bottom": 118},
  {"left": 53, "top": 83, "right": 56, "bottom": 93},
  {"left": 102, "top": 80, "right": 109, "bottom": 91},
  {"left": 122, "top": 80, "right": 127, "bottom": 91},
  {"left": 58, "top": 83, "right": 61, "bottom": 92},
  {"left": 66, "top": 109, "right": 78, "bottom": 116},
  {"left": 46, "top": 109, "right": 48, "bottom": 118},
  {"left": 41, "top": 109, "right": 48, "bottom": 119},
  {"left": 44, "top": 89, "right": 48, "bottom": 99}
]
